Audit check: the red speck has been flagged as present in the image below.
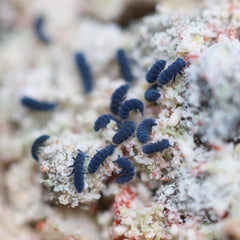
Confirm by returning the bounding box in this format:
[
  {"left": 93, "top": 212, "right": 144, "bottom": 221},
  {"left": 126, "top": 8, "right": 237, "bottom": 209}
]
[
  {"left": 178, "top": 27, "right": 187, "bottom": 41},
  {"left": 173, "top": 145, "right": 180, "bottom": 151},
  {"left": 210, "top": 143, "right": 222, "bottom": 151},
  {"left": 162, "top": 92, "right": 166, "bottom": 99},
  {"left": 165, "top": 209, "right": 182, "bottom": 226},
  {"left": 159, "top": 161, "right": 169, "bottom": 169},
  {"left": 203, "top": 36, "right": 208, "bottom": 42},
  {"left": 71, "top": 125, "right": 80, "bottom": 133},
  {"left": 113, "top": 236, "right": 125, "bottom": 240},
  {"left": 228, "top": 4, "right": 234, "bottom": 13},
  {"left": 196, "top": 120, "right": 203, "bottom": 125},
  {"left": 192, "top": 162, "right": 206, "bottom": 176},
  {"left": 41, "top": 166, "right": 48, "bottom": 172},
  {"left": 184, "top": 54, "right": 199, "bottom": 67},
  {"left": 36, "top": 220, "right": 45, "bottom": 231},
  {"left": 129, "top": 237, "right": 136, "bottom": 240},
  {"left": 151, "top": 130, "right": 156, "bottom": 137},
  {"left": 220, "top": 210, "right": 228, "bottom": 220},
  {"left": 161, "top": 176, "right": 169, "bottom": 181},
  {"left": 152, "top": 170, "right": 157, "bottom": 178},
  {"left": 201, "top": 74, "right": 208, "bottom": 81},
  {"left": 89, "top": 203, "right": 97, "bottom": 214}
]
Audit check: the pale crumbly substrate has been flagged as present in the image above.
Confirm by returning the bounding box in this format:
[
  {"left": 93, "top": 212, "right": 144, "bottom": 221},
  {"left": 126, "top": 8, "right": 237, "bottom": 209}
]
[{"left": 1, "top": 0, "right": 240, "bottom": 239}]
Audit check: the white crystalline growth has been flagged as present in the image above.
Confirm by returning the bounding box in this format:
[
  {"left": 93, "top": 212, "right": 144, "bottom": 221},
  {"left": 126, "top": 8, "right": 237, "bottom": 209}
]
[
  {"left": 185, "top": 41, "right": 240, "bottom": 142},
  {"left": 39, "top": 133, "right": 120, "bottom": 207}
]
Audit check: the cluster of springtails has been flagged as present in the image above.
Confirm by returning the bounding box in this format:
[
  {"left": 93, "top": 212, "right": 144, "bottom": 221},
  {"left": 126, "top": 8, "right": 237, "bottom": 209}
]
[
  {"left": 29, "top": 15, "right": 186, "bottom": 193},
  {"left": 145, "top": 58, "right": 186, "bottom": 103},
  {"left": 30, "top": 82, "right": 172, "bottom": 193}
]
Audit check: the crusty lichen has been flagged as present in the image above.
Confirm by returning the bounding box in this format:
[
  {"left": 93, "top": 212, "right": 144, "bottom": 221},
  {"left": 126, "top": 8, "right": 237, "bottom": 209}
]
[{"left": 2, "top": 0, "right": 240, "bottom": 239}]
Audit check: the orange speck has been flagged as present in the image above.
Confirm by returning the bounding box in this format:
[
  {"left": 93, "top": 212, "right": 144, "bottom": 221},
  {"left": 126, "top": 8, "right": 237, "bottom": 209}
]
[
  {"left": 36, "top": 220, "right": 45, "bottom": 231},
  {"left": 188, "top": 54, "right": 199, "bottom": 59},
  {"left": 203, "top": 36, "right": 208, "bottom": 42},
  {"left": 41, "top": 166, "right": 48, "bottom": 172}
]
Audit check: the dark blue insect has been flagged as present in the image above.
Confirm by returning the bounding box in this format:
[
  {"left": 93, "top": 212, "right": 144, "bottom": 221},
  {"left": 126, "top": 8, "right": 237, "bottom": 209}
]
[
  {"left": 112, "top": 121, "right": 135, "bottom": 145},
  {"left": 158, "top": 58, "right": 186, "bottom": 85},
  {"left": 142, "top": 139, "right": 171, "bottom": 155},
  {"left": 31, "top": 135, "right": 50, "bottom": 161},
  {"left": 119, "top": 99, "right": 144, "bottom": 119},
  {"left": 68, "top": 150, "right": 85, "bottom": 193},
  {"left": 74, "top": 52, "right": 93, "bottom": 94},
  {"left": 113, "top": 155, "right": 135, "bottom": 184},
  {"left": 113, "top": 156, "right": 135, "bottom": 184},
  {"left": 146, "top": 59, "right": 167, "bottom": 83},
  {"left": 116, "top": 49, "right": 134, "bottom": 83},
  {"left": 21, "top": 96, "right": 57, "bottom": 111},
  {"left": 110, "top": 84, "right": 130, "bottom": 115},
  {"left": 34, "top": 15, "right": 51, "bottom": 44},
  {"left": 88, "top": 144, "right": 116, "bottom": 174},
  {"left": 144, "top": 84, "right": 161, "bottom": 103},
  {"left": 137, "top": 118, "right": 157, "bottom": 144},
  {"left": 94, "top": 114, "right": 121, "bottom": 132}
]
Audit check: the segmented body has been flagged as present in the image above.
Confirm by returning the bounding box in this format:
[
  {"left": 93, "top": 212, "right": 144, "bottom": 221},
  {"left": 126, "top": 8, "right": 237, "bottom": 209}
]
[
  {"left": 116, "top": 49, "right": 134, "bottom": 82},
  {"left": 158, "top": 58, "right": 186, "bottom": 85},
  {"left": 34, "top": 15, "right": 51, "bottom": 44},
  {"left": 110, "top": 84, "right": 130, "bottom": 115},
  {"left": 74, "top": 52, "right": 93, "bottom": 93},
  {"left": 112, "top": 121, "right": 135, "bottom": 145},
  {"left": 94, "top": 114, "right": 121, "bottom": 132},
  {"left": 144, "top": 84, "right": 161, "bottom": 103},
  {"left": 68, "top": 150, "right": 85, "bottom": 193},
  {"left": 142, "top": 139, "right": 171, "bottom": 154},
  {"left": 31, "top": 135, "right": 50, "bottom": 161},
  {"left": 21, "top": 96, "right": 57, "bottom": 111},
  {"left": 119, "top": 99, "right": 144, "bottom": 119},
  {"left": 146, "top": 59, "right": 167, "bottom": 83},
  {"left": 137, "top": 118, "right": 157, "bottom": 144},
  {"left": 88, "top": 144, "right": 115, "bottom": 173},
  {"left": 113, "top": 156, "right": 135, "bottom": 184}
]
